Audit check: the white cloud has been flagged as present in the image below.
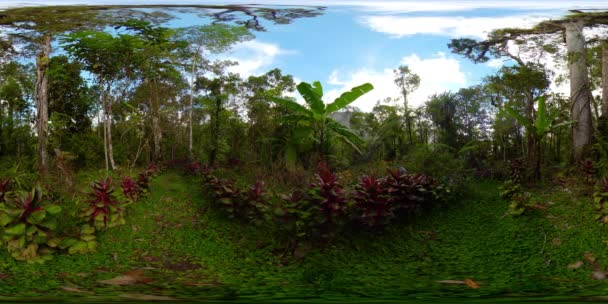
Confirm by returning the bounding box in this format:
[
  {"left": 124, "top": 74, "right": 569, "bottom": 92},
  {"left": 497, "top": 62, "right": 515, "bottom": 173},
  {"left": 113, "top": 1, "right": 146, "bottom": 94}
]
[
  {"left": 325, "top": 52, "right": 466, "bottom": 112},
  {"left": 361, "top": 15, "right": 549, "bottom": 39},
  {"left": 219, "top": 40, "right": 293, "bottom": 77}
]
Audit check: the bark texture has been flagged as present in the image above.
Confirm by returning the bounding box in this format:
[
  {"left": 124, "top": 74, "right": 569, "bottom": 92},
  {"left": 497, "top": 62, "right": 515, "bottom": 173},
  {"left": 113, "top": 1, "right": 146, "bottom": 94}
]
[
  {"left": 35, "top": 34, "right": 51, "bottom": 177},
  {"left": 565, "top": 21, "right": 593, "bottom": 161}
]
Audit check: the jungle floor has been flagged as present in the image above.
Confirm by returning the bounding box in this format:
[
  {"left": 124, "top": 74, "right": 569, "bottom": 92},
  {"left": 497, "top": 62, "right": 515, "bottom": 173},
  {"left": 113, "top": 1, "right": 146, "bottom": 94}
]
[{"left": 1, "top": 172, "right": 608, "bottom": 303}]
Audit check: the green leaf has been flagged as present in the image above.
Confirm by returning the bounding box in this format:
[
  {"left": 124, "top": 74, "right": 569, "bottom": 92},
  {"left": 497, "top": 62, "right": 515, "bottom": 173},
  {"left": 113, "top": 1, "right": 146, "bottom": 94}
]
[
  {"left": 0, "top": 213, "right": 12, "bottom": 227},
  {"left": 28, "top": 210, "right": 46, "bottom": 224},
  {"left": 297, "top": 82, "right": 325, "bottom": 114},
  {"left": 270, "top": 97, "right": 311, "bottom": 116},
  {"left": 504, "top": 104, "right": 534, "bottom": 134},
  {"left": 5, "top": 223, "right": 25, "bottom": 235},
  {"left": 81, "top": 224, "right": 95, "bottom": 235},
  {"left": 45, "top": 205, "right": 62, "bottom": 215},
  {"left": 326, "top": 83, "right": 373, "bottom": 114}
]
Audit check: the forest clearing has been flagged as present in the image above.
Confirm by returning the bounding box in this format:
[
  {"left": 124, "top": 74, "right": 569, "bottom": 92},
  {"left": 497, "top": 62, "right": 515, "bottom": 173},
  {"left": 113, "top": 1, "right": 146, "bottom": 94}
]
[{"left": 0, "top": 1, "right": 608, "bottom": 302}]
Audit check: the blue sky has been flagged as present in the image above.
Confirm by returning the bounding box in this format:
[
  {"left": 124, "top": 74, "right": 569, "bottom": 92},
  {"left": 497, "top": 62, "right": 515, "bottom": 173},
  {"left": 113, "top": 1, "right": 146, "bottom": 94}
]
[{"left": 1, "top": 1, "right": 606, "bottom": 111}]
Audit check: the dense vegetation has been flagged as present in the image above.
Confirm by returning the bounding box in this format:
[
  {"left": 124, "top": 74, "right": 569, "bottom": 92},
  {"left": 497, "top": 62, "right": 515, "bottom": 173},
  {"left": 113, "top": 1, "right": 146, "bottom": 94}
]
[{"left": 0, "top": 4, "right": 608, "bottom": 301}]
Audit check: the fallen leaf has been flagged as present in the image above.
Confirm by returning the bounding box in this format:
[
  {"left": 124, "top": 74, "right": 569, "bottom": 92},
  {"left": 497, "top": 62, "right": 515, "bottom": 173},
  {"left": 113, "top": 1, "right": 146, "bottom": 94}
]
[
  {"left": 119, "top": 293, "right": 176, "bottom": 301},
  {"left": 591, "top": 271, "right": 607, "bottom": 280},
  {"left": 568, "top": 261, "right": 584, "bottom": 270},
  {"left": 465, "top": 278, "right": 480, "bottom": 289},
  {"left": 584, "top": 252, "right": 597, "bottom": 264},
  {"left": 0, "top": 273, "right": 9, "bottom": 279},
  {"left": 437, "top": 280, "right": 466, "bottom": 285},
  {"left": 61, "top": 285, "right": 94, "bottom": 294},
  {"left": 99, "top": 269, "right": 153, "bottom": 285}
]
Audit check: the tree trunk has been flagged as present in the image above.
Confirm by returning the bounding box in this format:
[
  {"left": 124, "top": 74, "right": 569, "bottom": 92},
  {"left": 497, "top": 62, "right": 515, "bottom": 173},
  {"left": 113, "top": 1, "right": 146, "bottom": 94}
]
[
  {"left": 35, "top": 34, "right": 51, "bottom": 178},
  {"left": 601, "top": 41, "right": 608, "bottom": 118},
  {"left": 151, "top": 81, "right": 162, "bottom": 162},
  {"left": 106, "top": 95, "right": 116, "bottom": 170},
  {"left": 565, "top": 21, "right": 593, "bottom": 161}
]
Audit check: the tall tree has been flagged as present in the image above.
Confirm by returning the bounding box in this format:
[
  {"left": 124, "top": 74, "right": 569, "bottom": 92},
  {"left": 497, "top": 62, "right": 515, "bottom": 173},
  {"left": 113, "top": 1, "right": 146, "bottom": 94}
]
[
  {"left": 177, "top": 24, "right": 253, "bottom": 158},
  {"left": 449, "top": 11, "right": 608, "bottom": 161},
  {"left": 393, "top": 65, "right": 420, "bottom": 144}
]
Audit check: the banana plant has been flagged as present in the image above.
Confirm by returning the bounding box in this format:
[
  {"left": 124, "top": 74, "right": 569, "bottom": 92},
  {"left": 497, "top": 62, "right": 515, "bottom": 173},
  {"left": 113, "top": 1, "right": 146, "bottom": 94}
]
[
  {"left": 271, "top": 81, "right": 373, "bottom": 169},
  {"left": 504, "top": 96, "right": 571, "bottom": 180}
]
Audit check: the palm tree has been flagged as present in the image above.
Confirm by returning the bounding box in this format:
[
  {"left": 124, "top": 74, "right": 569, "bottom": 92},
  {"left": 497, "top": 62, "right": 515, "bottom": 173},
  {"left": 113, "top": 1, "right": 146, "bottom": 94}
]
[{"left": 271, "top": 81, "right": 373, "bottom": 168}]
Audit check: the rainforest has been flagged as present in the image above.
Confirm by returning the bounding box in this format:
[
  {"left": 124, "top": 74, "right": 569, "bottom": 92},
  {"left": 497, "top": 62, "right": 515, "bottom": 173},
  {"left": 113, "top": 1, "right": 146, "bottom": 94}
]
[{"left": 1, "top": 1, "right": 608, "bottom": 303}]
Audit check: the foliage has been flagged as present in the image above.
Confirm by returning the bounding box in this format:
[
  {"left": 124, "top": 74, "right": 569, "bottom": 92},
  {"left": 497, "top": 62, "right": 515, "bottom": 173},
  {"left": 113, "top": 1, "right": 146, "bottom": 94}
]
[
  {"left": 351, "top": 175, "right": 393, "bottom": 227},
  {"left": 137, "top": 172, "right": 150, "bottom": 192},
  {"left": 509, "top": 158, "right": 526, "bottom": 183},
  {"left": 48, "top": 224, "right": 97, "bottom": 255},
  {"left": 580, "top": 159, "right": 596, "bottom": 184},
  {"left": 0, "top": 179, "right": 10, "bottom": 203},
  {"left": 386, "top": 168, "right": 444, "bottom": 214},
  {"left": 0, "top": 187, "right": 62, "bottom": 263},
  {"left": 271, "top": 81, "right": 373, "bottom": 168},
  {"left": 594, "top": 178, "right": 608, "bottom": 224},
  {"left": 82, "top": 177, "right": 125, "bottom": 229},
  {"left": 121, "top": 176, "right": 141, "bottom": 201}
]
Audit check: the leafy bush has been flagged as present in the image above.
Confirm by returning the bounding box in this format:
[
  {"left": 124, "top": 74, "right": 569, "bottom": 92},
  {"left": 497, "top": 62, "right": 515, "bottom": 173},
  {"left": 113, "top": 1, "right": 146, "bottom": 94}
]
[
  {"left": 186, "top": 161, "right": 202, "bottom": 175},
  {"left": 200, "top": 162, "right": 448, "bottom": 245},
  {"left": 48, "top": 224, "right": 97, "bottom": 255},
  {"left": 83, "top": 177, "right": 125, "bottom": 229},
  {"left": 386, "top": 168, "right": 444, "bottom": 214},
  {"left": 509, "top": 158, "right": 526, "bottom": 183},
  {"left": 580, "top": 159, "right": 596, "bottom": 184},
  {"left": 594, "top": 177, "right": 608, "bottom": 224},
  {"left": 309, "top": 162, "right": 347, "bottom": 225},
  {"left": 0, "top": 187, "right": 62, "bottom": 263},
  {"left": 121, "top": 176, "right": 141, "bottom": 201},
  {"left": 137, "top": 172, "right": 150, "bottom": 192},
  {"left": 0, "top": 179, "right": 10, "bottom": 203},
  {"left": 351, "top": 175, "right": 393, "bottom": 227}
]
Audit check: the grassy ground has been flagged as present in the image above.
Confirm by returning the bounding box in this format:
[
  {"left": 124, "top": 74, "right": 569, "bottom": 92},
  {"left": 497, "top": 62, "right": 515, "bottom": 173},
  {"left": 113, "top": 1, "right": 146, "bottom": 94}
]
[{"left": 1, "top": 172, "right": 608, "bottom": 302}]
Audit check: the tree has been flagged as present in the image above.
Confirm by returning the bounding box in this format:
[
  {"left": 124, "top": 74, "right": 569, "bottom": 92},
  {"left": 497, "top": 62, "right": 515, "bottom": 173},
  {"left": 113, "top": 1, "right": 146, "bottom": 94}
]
[
  {"left": 0, "top": 7, "right": 107, "bottom": 176},
  {"left": 62, "top": 30, "right": 144, "bottom": 172},
  {"left": 271, "top": 81, "right": 373, "bottom": 168},
  {"left": 449, "top": 11, "right": 608, "bottom": 161},
  {"left": 177, "top": 24, "right": 253, "bottom": 158},
  {"left": 196, "top": 63, "right": 241, "bottom": 165},
  {"left": 393, "top": 65, "right": 420, "bottom": 144},
  {"left": 504, "top": 96, "right": 571, "bottom": 180}
]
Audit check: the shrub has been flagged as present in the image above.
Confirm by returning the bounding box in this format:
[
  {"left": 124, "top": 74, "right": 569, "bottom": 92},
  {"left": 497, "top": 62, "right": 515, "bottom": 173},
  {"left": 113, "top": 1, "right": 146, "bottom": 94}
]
[
  {"left": 186, "top": 161, "right": 202, "bottom": 175},
  {"left": 82, "top": 177, "right": 125, "bottom": 229},
  {"left": 352, "top": 175, "right": 393, "bottom": 227},
  {"left": 509, "top": 158, "right": 526, "bottom": 183},
  {"left": 594, "top": 177, "right": 608, "bottom": 224},
  {"left": 386, "top": 168, "right": 444, "bottom": 214},
  {"left": 137, "top": 172, "right": 150, "bottom": 192},
  {"left": 121, "top": 176, "right": 141, "bottom": 201},
  {"left": 0, "top": 179, "right": 10, "bottom": 203},
  {"left": 308, "top": 162, "right": 347, "bottom": 224},
  {"left": 581, "top": 159, "right": 596, "bottom": 184},
  {"left": 49, "top": 224, "right": 97, "bottom": 255},
  {"left": 0, "top": 187, "right": 62, "bottom": 263}
]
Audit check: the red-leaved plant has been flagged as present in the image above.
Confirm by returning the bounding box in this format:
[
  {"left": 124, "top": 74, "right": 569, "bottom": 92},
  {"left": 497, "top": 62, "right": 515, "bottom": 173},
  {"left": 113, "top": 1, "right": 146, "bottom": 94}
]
[
  {"left": 83, "top": 177, "right": 125, "bottom": 229},
  {"left": 0, "top": 179, "right": 10, "bottom": 203},
  {"left": 309, "top": 162, "right": 347, "bottom": 223},
  {"left": 121, "top": 176, "right": 141, "bottom": 201},
  {"left": 187, "top": 162, "right": 202, "bottom": 175},
  {"left": 352, "top": 175, "right": 394, "bottom": 227},
  {"left": 581, "top": 159, "right": 596, "bottom": 184},
  {"left": 137, "top": 172, "right": 150, "bottom": 191},
  {"left": 386, "top": 168, "right": 442, "bottom": 215}
]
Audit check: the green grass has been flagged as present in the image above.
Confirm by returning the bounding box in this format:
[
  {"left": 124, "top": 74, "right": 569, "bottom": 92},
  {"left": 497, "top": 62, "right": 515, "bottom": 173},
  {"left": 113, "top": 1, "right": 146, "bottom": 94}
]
[{"left": 1, "top": 172, "right": 608, "bottom": 302}]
